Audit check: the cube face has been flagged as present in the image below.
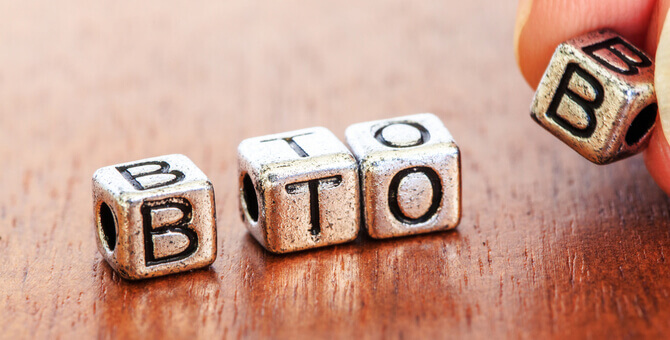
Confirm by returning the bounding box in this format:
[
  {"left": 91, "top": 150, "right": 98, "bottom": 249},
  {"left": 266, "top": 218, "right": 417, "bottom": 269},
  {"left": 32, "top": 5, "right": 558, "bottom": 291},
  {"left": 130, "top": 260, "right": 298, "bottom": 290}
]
[
  {"left": 345, "top": 113, "right": 461, "bottom": 239},
  {"left": 531, "top": 29, "right": 657, "bottom": 164},
  {"left": 92, "top": 154, "right": 217, "bottom": 280},
  {"left": 238, "top": 127, "right": 360, "bottom": 253}
]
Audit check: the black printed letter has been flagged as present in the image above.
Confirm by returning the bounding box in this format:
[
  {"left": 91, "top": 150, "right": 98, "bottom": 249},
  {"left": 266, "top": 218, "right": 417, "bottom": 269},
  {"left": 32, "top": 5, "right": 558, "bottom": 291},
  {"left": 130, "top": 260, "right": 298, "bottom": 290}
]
[
  {"left": 285, "top": 176, "right": 342, "bottom": 237},
  {"left": 261, "top": 132, "right": 314, "bottom": 157},
  {"left": 546, "top": 63, "right": 604, "bottom": 138},
  {"left": 141, "top": 198, "right": 198, "bottom": 266},
  {"left": 116, "top": 161, "right": 185, "bottom": 190},
  {"left": 582, "top": 37, "right": 652, "bottom": 75},
  {"left": 374, "top": 122, "right": 431, "bottom": 148},
  {"left": 388, "top": 167, "right": 442, "bottom": 224}
]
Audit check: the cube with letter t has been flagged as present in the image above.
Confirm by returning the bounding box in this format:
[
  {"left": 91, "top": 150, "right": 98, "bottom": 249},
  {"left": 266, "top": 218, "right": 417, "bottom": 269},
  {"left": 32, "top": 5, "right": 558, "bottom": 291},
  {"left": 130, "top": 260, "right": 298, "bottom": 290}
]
[{"left": 238, "top": 127, "right": 360, "bottom": 253}]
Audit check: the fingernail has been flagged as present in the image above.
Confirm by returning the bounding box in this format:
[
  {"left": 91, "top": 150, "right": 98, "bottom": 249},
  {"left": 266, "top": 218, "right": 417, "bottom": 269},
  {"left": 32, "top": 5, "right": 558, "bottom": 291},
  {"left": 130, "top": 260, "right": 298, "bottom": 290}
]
[
  {"left": 656, "top": 12, "right": 670, "bottom": 145},
  {"left": 513, "top": 0, "right": 534, "bottom": 69}
]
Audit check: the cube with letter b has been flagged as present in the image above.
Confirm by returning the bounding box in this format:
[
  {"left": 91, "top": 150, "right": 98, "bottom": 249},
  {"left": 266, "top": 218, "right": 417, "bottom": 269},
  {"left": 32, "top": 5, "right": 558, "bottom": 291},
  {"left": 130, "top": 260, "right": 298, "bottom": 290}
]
[
  {"left": 92, "top": 154, "right": 217, "bottom": 280},
  {"left": 345, "top": 113, "right": 461, "bottom": 239},
  {"left": 238, "top": 127, "right": 360, "bottom": 253},
  {"left": 531, "top": 29, "right": 657, "bottom": 164}
]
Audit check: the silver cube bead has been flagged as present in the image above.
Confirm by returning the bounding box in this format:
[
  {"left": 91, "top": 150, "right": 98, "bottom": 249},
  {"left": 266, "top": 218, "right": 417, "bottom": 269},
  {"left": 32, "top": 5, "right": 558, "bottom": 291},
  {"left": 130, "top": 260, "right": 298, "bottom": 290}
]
[
  {"left": 92, "top": 154, "right": 217, "bottom": 280},
  {"left": 530, "top": 29, "right": 657, "bottom": 164},
  {"left": 345, "top": 113, "right": 461, "bottom": 239},
  {"left": 238, "top": 127, "right": 360, "bottom": 253}
]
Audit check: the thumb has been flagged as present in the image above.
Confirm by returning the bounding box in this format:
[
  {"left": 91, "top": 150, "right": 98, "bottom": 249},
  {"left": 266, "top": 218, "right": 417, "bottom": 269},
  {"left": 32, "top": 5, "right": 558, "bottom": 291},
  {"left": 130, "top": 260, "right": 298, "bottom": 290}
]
[
  {"left": 657, "top": 8, "right": 670, "bottom": 143},
  {"left": 644, "top": 2, "right": 670, "bottom": 193}
]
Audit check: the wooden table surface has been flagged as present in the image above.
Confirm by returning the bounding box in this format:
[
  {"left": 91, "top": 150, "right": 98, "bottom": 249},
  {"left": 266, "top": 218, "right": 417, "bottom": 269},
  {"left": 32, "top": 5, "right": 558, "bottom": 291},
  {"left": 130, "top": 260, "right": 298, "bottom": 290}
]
[{"left": 2, "top": 1, "right": 670, "bottom": 339}]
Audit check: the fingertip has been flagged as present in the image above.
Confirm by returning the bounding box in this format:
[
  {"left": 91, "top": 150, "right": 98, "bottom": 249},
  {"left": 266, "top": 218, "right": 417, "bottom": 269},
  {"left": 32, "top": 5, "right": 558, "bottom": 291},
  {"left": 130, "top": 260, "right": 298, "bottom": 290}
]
[
  {"left": 515, "top": 0, "right": 655, "bottom": 89},
  {"left": 514, "top": 0, "right": 534, "bottom": 83},
  {"left": 644, "top": 127, "right": 670, "bottom": 195},
  {"left": 645, "top": 0, "right": 670, "bottom": 54},
  {"left": 654, "top": 1, "right": 670, "bottom": 150}
]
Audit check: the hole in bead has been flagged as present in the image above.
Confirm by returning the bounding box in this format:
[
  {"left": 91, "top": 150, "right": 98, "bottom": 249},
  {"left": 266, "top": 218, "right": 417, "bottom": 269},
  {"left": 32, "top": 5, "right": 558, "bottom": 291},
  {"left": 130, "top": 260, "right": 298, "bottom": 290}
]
[
  {"left": 625, "top": 103, "right": 657, "bottom": 146},
  {"left": 242, "top": 174, "right": 259, "bottom": 222},
  {"left": 98, "top": 202, "right": 117, "bottom": 251}
]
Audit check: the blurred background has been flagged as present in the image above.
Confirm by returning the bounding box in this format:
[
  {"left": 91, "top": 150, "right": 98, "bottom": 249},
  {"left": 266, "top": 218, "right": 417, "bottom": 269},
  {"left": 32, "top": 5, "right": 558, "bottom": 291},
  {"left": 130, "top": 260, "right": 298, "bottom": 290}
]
[{"left": 0, "top": 1, "right": 515, "bottom": 162}]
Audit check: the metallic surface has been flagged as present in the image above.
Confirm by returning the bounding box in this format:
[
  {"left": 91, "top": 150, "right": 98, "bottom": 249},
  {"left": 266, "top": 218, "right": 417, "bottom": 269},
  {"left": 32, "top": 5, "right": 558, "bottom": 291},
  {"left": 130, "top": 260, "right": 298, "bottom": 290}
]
[
  {"left": 92, "top": 154, "right": 217, "bottom": 280},
  {"left": 345, "top": 113, "right": 461, "bottom": 239},
  {"left": 238, "top": 127, "right": 360, "bottom": 253},
  {"left": 397, "top": 172, "right": 434, "bottom": 219},
  {"left": 530, "top": 29, "right": 657, "bottom": 164},
  {"left": 381, "top": 123, "right": 423, "bottom": 147}
]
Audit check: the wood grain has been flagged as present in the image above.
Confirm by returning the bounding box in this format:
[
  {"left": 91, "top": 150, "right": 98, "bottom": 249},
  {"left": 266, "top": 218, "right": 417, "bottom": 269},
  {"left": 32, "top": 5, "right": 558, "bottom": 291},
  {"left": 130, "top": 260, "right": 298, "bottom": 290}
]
[{"left": 2, "top": 1, "right": 670, "bottom": 339}]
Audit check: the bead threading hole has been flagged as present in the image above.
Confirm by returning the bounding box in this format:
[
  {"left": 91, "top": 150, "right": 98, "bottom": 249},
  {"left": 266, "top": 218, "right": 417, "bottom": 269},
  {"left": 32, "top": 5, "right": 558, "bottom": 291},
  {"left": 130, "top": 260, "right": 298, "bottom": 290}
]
[
  {"left": 626, "top": 103, "right": 657, "bottom": 146},
  {"left": 99, "top": 202, "right": 117, "bottom": 251},
  {"left": 242, "top": 174, "right": 259, "bottom": 222}
]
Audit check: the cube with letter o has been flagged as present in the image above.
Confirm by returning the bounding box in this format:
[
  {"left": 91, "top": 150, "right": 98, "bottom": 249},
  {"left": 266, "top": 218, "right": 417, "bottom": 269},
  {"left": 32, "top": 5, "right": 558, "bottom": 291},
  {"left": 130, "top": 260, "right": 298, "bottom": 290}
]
[{"left": 345, "top": 113, "right": 461, "bottom": 239}]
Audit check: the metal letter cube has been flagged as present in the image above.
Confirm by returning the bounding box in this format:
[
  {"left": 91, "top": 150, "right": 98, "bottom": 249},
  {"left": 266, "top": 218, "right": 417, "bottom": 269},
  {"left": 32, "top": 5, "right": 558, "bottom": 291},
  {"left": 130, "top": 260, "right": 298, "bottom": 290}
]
[
  {"left": 238, "top": 127, "right": 360, "bottom": 253},
  {"left": 530, "top": 29, "right": 657, "bottom": 164},
  {"left": 345, "top": 113, "right": 461, "bottom": 239},
  {"left": 92, "top": 154, "right": 217, "bottom": 280}
]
